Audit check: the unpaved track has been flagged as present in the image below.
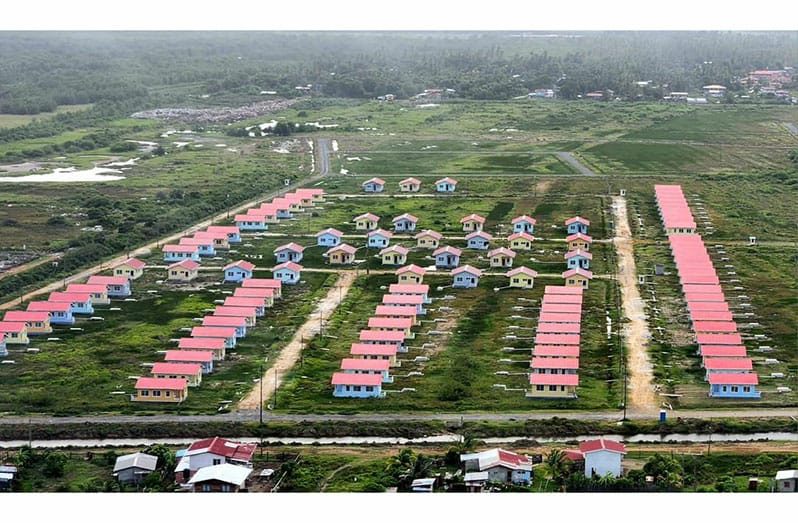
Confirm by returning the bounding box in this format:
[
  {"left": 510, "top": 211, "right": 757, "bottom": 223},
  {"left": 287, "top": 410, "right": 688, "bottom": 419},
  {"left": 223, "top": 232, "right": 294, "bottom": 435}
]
[
  {"left": 238, "top": 271, "right": 357, "bottom": 410},
  {"left": 555, "top": 151, "right": 596, "bottom": 176},
  {"left": 612, "top": 195, "right": 658, "bottom": 414}
]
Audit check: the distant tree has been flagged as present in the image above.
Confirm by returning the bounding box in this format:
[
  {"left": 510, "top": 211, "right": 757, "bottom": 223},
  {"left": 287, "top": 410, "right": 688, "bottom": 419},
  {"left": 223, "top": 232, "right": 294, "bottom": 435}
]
[{"left": 42, "top": 451, "right": 68, "bottom": 478}]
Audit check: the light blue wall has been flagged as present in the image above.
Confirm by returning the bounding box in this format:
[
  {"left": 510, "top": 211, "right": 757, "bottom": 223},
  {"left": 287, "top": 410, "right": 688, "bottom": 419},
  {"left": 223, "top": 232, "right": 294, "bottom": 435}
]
[
  {"left": 275, "top": 270, "right": 300, "bottom": 284},
  {"left": 276, "top": 251, "right": 303, "bottom": 262},
  {"left": 237, "top": 221, "right": 267, "bottom": 231},
  {"left": 567, "top": 223, "right": 589, "bottom": 234},
  {"left": 317, "top": 234, "right": 341, "bottom": 247},
  {"left": 224, "top": 268, "right": 253, "bottom": 283},
  {"left": 70, "top": 302, "right": 94, "bottom": 315},
  {"left": 453, "top": 274, "right": 479, "bottom": 288},
  {"left": 513, "top": 222, "right": 534, "bottom": 234},
  {"left": 467, "top": 239, "right": 489, "bottom": 250},
  {"left": 709, "top": 384, "right": 761, "bottom": 398},
  {"left": 435, "top": 254, "right": 460, "bottom": 268},
  {"left": 49, "top": 311, "right": 75, "bottom": 325},
  {"left": 333, "top": 384, "right": 383, "bottom": 398}
]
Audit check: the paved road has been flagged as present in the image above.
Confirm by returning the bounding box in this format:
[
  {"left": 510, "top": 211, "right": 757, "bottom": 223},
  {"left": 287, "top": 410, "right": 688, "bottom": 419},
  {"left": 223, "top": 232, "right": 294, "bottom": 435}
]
[
  {"left": 0, "top": 138, "right": 333, "bottom": 311},
  {"left": 555, "top": 152, "right": 597, "bottom": 176},
  {"left": 317, "top": 138, "right": 332, "bottom": 176}
]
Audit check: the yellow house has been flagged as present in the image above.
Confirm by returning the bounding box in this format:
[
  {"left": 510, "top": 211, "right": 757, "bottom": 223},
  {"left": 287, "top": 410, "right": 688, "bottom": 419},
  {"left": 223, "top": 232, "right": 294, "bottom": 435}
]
[
  {"left": 167, "top": 260, "right": 200, "bottom": 282},
  {"left": 133, "top": 377, "right": 188, "bottom": 403},
  {"left": 414, "top": 229, "right": 442, "bottom": 249},
  {"left": 114, "top": 258, "right": 146, "bottom": 280},
  {"left": 488, "top": 247, "right": 516, "bottom": 268},
  {"left": 508, "top": 232, "right": 534, "bottom": 251},
  {"left": 563, "top": 268, "right": 593, "bottom": 289},
  {"left": 507, "top": 267, "right": 538, "bottom": 289},
  {"left": 65, "top": 284, "right": 110, "bottom": 305},
  {"left": 194, "top": 231, "right": 229, "bottom": 250},
  {"left": 399, "top": 177, "right": 422, "bottom": 192},
  {"left": 527, "top": 374, "right": 579, "bottom": 399},
  {"left": 3, "top": 311, "right": 52, "bottom": 335},
  {"left": 380, "top": 245, "right": 408, "bottom": 266},
  {"left": 327, "top": 244, "right": 357, "bottom": 265},
  {"left": 566, "top": 233, "right": 592, "bottom": 251},
  {"left": 151, "top": 362, "right": 203, "bottom": 387},
  {"left": 0, "top": 321, "right": 29, "bottom": 345},
  {"left": 460, "top": 213, "right": 486, "bottom": 232},
  {"left": 251, "top": 206, "right": 279, "bottom": 223},
  {"left": 396, "top": 264, "right": 426, "bottom": 284},
  {"left": 354, "top": 213, "right": 380, "bottom": 231}
]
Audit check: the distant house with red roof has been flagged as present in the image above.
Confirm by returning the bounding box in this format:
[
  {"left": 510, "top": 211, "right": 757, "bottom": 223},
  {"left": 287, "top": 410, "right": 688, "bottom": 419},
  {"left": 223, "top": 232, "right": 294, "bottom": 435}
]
[
  {"left": 460, "top": 448, "right": 533, "bottom": 485},
  {"left": 435, "top": 177, "right": 458, "bottom": 193},
  {"left": 362, "top": 177, "right": 386, "bottom": 193},
  {"left": 223, "top": 260, "right": 255, "bottom": 283},
  {"left": 331, "top": 372, "right": 384, "bottom": 398},
  {"left": 202, "top": 315, "right": 247, "bottom": 338},
  {"left": 177, "top": 337, "right": 226, "bottom": 361},
  {"left": 224, "top": 296, "right": 267, "bottom": 317},
  {"left": 415, "top": 229, "right": 442, "bottom": 249},
  {"left": 165, "top": 350, "right": 215, "bottom": 374},
  {"left": 26, "top": 301, "right": 74, "bottom": 325},
  {"left": 86, "top": 275, "right": 131, "bottom": 297},
  {"left": 114, "top": 258, "right": 146, "bottom": 280},
  {"left": 241, "top": 278, "right": 282, "bottom": 299},
  {"left": 340, "top": 357, "right": 393, "bottom": 383},
  {"left": 433, "top": 246, "right": 461, "bottom": 268},
  {"left": 466, "top": 231, "right": 493, "bottom": 250},
  {"left": 508, "top": 232, "right": 534, "bottom": 251},
  {"left": 65, "top": 284, "right": 109, "bottom": 305},
  {"left": 367, "top": 229, "right": 393, "bottom": 248},
  {"left": 190, "top": 326, "right": 237, "bottom": 349},
  {"left": 380, "top": 245, "right": 409, "bottom": 266},
  {"left": 194, "top": 230, "right": 230, "bottom": 250},
  {"left": 273, "top": 261, "right": 302, "bottom": 285},
  {"left": 507, "top": 266, "right": 538, "bottom": 289},
  {"left": 565, "top": 249, "right": 592, "bottom": 270},
  {"left": 566, "top": 233, "right": 592, "bottom": 251},
  {"left": 511, "top": 215, "right": 536, "bottom": 234},
  {"left": 3, "top": 311, "right": 52, "bottom": 335},
  {"left": 396, "top": 264, "right": 426, "bottom": 284},
  {"left": 235, "top": 214, "right": 268, "bottom": 231},
  {"left": 327, "top": 244, "right": 357, "bottom": 265},
  {"left": 565, "top": 216, "right": 590, "bottom": 235},
  {"left": 708, "top": 372, "right": 760, "bottom": 398},
  {"left": 579, "top": 439, "right": 626, "bottom": 478},
  {"left": 527, "top": 373, "right": 579, "bottom": 399},
  {"left": 175, "top": 437, "right": 257, "bottom": 482},
  {"left": 133, "top": 377, "right": 188, "bottom": 404},
  {"left": 179, "top": 236, "right": 216, "bottom": 257},
  {"left": 163, "top": 243, "right": 201, "bottom": 263},
  {"left": 48, "top": 291, "right": 94, "bottom": 315},
  {"left": 168, "top": 259, "right": 200, "bottom": 282},
  {"left": 0, "top": 321, "right": 30, "bottom": 345},
  {"left": 316, "top": 228, "right": 343, "bottom": 247},
  {"left": 452, "top": 265, "right": 483, "bottom": 288},
  {"left": 205, "top": 225, "right": 242, "bottom": 244},
  {"left": 460, "top": 213, "right": 485, "bottom": 232},
  {"left": 399, "top": 177, "right": 421, "bottom": 192},
  {"left": 563, "top": 268, "right": 593, "bottom": 289},
  {"left": 349, "top": 342, "right": 399, "bottom": 367},
  {"left": 354, "top": 213, "right": 380, "bottom": 231},
  {"left": 151, "top": 362, "right": 203, "bottom": 387}
]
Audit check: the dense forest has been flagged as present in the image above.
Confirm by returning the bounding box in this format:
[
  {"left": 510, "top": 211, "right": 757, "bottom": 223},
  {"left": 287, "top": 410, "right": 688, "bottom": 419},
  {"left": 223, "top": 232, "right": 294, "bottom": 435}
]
[{"left": 0, "top": 31, "right": 796, "bottom": 115}]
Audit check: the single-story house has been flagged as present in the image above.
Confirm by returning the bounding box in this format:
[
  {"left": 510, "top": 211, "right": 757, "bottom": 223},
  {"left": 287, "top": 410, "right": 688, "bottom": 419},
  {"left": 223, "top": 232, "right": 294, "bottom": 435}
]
[
  {"left": 205, "top": 225, "right": 242, "bottom": 243},
  {"left": 163, "top": 244, "right": 201, "bottom": 262},
  {"left": 224, "top": 296, "right": 266, "bottom": 317},
  {"left": 434, "top": 246, "right": 462, "bottom": 268},
  {"left": 316, "top": 228, "right": 344, "bottom": 247},
  {"left": 775, "top": 470, "right": 798, "bottom": 493},
  {"left": 223, "top": 260, "right": 255, "bottom": 283},
  {"left": 460, "top": 213, "right": 486, "bottom": 232},
  {"left": 511, "top": 215, "right": 536, "bottom": 234},
  {"left": 151, "top": 362, "right": 203, "bottom": 387},
  {"left": 179, "top": 236, "right": 216, "bottom": 257},
  {"left": 580, "top": 439, "right": 626, "bottom": 478},
  {"left": 273, "top": 261, "right": 303, "bottom": 285},
  {"left": 566, "top": 216, "right": 590, "bottom": 235},
  {"left": 359, "top": 329, "right": 407, "bottom": 352},
  {"left": 3, "top": 311, "right": 52, "bottom": 335},
  {"left": 202, "top": 315, "right": 247, "bottom": 338},
  {"left": 26, "top": 301, "right": 74, "bottom": 325},
  {"left": 414, "top": 229, "right": 443, "bottom": 249},
  {"left": 114, "top": 258, "right": 146, "bottom": 280},
  {"left": 187, "top": 464, "right": 253, "bottom": 493},
  {"left": 235, "top": 214, "right": 268, "bottom": 231},
  {"left": 241, "top": 278, "right": 282, "bottom": 299},
  {"left": 294, "top": 188, "right": 325, "bottom": 202},
  {"left": 563, "top": 268, "right": 593, "bottom": 289},
  {"left": 354, "top": 212, "right": 380, "bottom": 231},
  {"left": 367, "top": 316, "right": 414, "bottom": 338},
  {"left": 194, "top": 231, "right": 230, "bottom": 250},
  {"left": 566, "top": 233, "right": 592, "bottom": 251},
  {"left": 707, "top": 372, "right": 760, "bottom": 398},
  {"left": 349, "top": 343, "right": 399, "bottom": 367},
  {"left": 167, "top": 259, "right": 200, "bottom": 282},
  {"left": 452, "top": 265, "right": 483, "bottom": 288},
  {"left": 0, "top": 321, "right": 29, "bottom": 345},
  {"left": 327, "top": 244, "right": 357, "bottom": 265},
  {"left": 175, "top": 437, "right": 256, "bottom": 482},
  {"left": 399, "top": 177, "right": 421, "bottom": 192},
  {"left": 190, "top": 326, "right": 237, "bottom": 349},
  {"left": 113, "top": 452, "right": 158, "bottom": 485},
  {"left": 488, "top": 247, "right": 516, "bottom": 268},
  {"left": 331, "top": 372, "right": 384, "bottom": 398},
  {"left": 466, "top": 231, "right": 493, "bottom": 250},
  {"left": 508, "top": 232, "right": 534, "bottom": 251},
  {"left": 435, "top": 177, "right": 458, "bottom": 193},
  {"left": 247, "top": 206, "right": 279, "bottom": 223},
  {"left": 274, "top": 242, "right": 305, "bottom": 263},
  {"left": 177, "top": 337, "right": 227, "bottom": 361},
  {"left": 133, "top": 377, "right": 188, "bottom": 403},
  {"left": 367, "top": 229, "right": 393, "bottom": 248},
  {"left": 213, "top": 305, "right": 257, "bottom": 327},
  {"left": 460, "top": 448, "right": 533, "bottom": 485},
  {"left": 565, "top": 249, "right": 592, "bottom": 270},
  {"left": 396, "top": 264, "right": 426, "bottom": 284},
  {"left": 48, "top": 291, "right": 94, "bottom": 315},
  {"left": 380, "top": 245, "right": 409, "bottom": 266},
  {"left": 373, "top": 305, "right": 419, "bottom": 326},
  {"left": 527, "top": 373, "right": 579, "bottom": 399},
  {"left": 86, "top": 275, "right": 132, "bottom": 297},
  {"left": 340, "top": 357, "right": 393, "bottom": 383},
  {"left": 507, "top": 267, "right": 538, "bottom": 289},
  {"left": 362, "top": 177, "right": 386, "bottom": 193},
  {"left": 381, "top": 294, "right": 426, "bottom": 315},
  {"left": 65, "top": 284, "right": 110, "bottom": 306},
  {"left": 165, "top": 349, "right": 214, "bottom": 374},
  {"left": 388, "top": 283, "right": 431, "bottom": 303},
  {"left": 392, "top": 213, "right": 418, "bottom": 233}
]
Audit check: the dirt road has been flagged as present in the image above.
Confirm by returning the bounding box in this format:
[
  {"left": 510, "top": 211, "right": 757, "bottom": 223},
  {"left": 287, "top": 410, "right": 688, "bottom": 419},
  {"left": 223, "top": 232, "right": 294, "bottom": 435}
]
[
  {"left": 555, "top": 151, "right": 597, "bottom": 176},
  {"left": 0, "top": 252, "right": 60, "bottom": 281},
  {"left": 237, "top": 271, "right": 357, "bottom": 410},
  {"left": 612, "top": 195, "right": 658, "bottom": 414},
  {"left": 0, "top": 139, "right": 332, "bottom": 311}
]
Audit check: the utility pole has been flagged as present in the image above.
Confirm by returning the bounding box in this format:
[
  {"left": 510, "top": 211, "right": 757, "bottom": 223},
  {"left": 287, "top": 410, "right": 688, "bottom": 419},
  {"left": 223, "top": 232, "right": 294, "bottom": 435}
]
[{"left": 259, "top": 361, "right": 263, "bottom": 426}]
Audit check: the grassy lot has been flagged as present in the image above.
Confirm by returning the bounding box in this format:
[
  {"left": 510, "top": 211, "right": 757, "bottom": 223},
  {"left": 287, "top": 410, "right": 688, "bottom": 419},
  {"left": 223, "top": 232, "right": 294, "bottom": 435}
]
[
  {"left": 339, "top": 151, "right": 575, "bottom": 175},
  {"left": 276, "top": 273, "right": 620, "bottom": 413},
  {"left": 0, "top": 269, "right": 336, "bottom": 415},
  {"left": 0, "top": 104, "right": 93, "bottom": 129}
]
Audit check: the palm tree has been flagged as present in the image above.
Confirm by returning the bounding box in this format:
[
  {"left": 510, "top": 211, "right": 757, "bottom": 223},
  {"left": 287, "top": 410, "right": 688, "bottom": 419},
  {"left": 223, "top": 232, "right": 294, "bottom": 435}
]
[{"left": 546, "top": 449, "right": 569, "bottom": 491}]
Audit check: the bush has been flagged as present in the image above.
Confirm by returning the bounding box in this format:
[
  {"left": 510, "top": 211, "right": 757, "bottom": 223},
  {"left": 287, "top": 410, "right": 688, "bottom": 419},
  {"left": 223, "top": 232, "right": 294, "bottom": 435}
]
[{"left": 42, "top": 451, "right": 68, "bottom": 478}]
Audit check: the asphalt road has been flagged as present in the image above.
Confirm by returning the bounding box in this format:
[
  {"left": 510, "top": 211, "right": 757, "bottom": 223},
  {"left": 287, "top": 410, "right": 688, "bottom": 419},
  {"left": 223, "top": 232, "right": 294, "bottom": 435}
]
[{"left": 555, "top": 151, "right": 597, "bottom": 176}]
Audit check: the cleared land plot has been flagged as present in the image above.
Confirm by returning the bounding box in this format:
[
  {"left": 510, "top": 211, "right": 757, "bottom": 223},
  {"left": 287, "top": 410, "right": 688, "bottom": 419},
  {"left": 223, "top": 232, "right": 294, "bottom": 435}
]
[{"left": 339, "top": 151, "right": 575, "bottom": 175}]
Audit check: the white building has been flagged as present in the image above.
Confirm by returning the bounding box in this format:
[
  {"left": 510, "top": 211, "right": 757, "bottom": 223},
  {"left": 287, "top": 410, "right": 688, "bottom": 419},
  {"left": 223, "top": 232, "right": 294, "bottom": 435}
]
[
  {"left": 579, "top": 439, "right": 626, "bottom": 478},
  {"left": 460, "top": 448, "right": 533, "bottom": 485}
]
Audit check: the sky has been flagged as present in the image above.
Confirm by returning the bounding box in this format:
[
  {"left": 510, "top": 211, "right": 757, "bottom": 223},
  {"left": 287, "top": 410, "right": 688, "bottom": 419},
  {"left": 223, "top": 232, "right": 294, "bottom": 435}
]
[{"left": 3, "top": 0, "right": 797, "bottom": 30}]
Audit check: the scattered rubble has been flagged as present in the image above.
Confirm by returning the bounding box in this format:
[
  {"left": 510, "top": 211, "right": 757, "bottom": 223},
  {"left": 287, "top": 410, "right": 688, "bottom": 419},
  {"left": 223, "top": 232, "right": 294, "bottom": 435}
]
[{"left": 131, "top": 98, "right": 302, "bottom": 124}]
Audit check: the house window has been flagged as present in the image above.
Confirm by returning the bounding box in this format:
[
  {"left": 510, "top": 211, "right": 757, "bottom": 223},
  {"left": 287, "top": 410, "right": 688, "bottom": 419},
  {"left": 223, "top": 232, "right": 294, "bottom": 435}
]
[
  {"left": 141, "top": 390, "right": 149, "bottom": 397},
  {"left": 536, "top": 385, "right": 544, "bottom": 391},
  {"left": 153, "top": 390, "right": 161, "bottom": 397},
  {"left": 549, "top": 386, "right": 557, "bottom": 391},
  {"left": 743, "top": 386, "right": 751, "bottom": 393},
  {"left": 165, "top": 391, "right": 171, "bottom": 397},
  {"left": 202, "top": 484, "right": 212, "bottom": 492},
  {"left": 731, "top": 386, "right": 739, "bottom": 393},
  {"left": 354, "top": 386, "right": 362, "bottom": 392},
  {"left": 366, "top": 386, "right": 374, "bottom": 392},
  {"left": 213, "top": 458, "right": 222, "bottom": 465},
  {"left": 721, "top": 386, "right": 728, "bottom": 392},
  {"left": 221, "top": 484, "right": 232, "bottom": 492}
]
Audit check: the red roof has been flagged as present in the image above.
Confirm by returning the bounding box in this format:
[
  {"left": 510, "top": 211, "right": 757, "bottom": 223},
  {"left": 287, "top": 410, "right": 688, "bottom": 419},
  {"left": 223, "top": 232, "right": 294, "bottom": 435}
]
[
  {"left": 121, "top": 258, "right": 146, "bottom": 270},
  {"left": 340, "top": 358, "right": 390, "bottom": 371},
  {"left": 537, "top": 322, "right": 581, "bottom": 334},
  {"left": 168, "top": 259, "right": 200, "bottom": 270},
  {"left": 273, "top": 261, "right": 303, "bottom": 273},
  {"left": 374, "top": 305, "right": 417, "bottom": 317},
  {"left": 392, "top": 213, "right": 418, "bottom": 223},
  {"left": 354, "top": 212, "right": 380, "bottom": 222},
  {"left": 368, "top": 228, "right": 394, "bottom": 239},
  {"left": 242, "top": 278, "right": 282, "bottom": 289},
  {"left": 564, "top": 249, "right": 592, "bottom": 260},
  {"left": 708, "top": 373, "right": 759, "bottom": 385},
  {"left": 4, "top": 311, "right": 49, "bottom": 323},
  {"left": 180, "top": 237, "right": 213, "bottom": 247},
  {"left": 194, "top": 230, "right": 227, "bottom": 240},
  {"left": 165, "top": 350, "right": 214, "bottom": 363},
  {"left": 315, "top": 228, "right": 343, "bottom": 238},
  {"left": 163, "top": 244, "right": 199, "bottom": 253},
  {"left": 506, "top": 266, "right": 537, "bottom": 278},
  {"left": 48, "top": 292, "right": 92, "bottom": 303},
  {"left": 400, "top": 177, "right": 421, "bottom": 185},
  {"left": 534, "top": 333, "right": 581, "bottom": 345},
  {"left": 177, "top": 338, "right": 226, "bottom": 350},
  {"left": 368, "top": 317, "right": 413, "bottom": 329},
  {"left": 529, "top": 374, "right": 579, "bottom": 386},
  {"left": 0, "top": 321, "right": 27, "bottom": 333},
  {"left": 579, "top": 439, "right": 626, "bottom": 454},
  {"left": 214, "top": 305, "right": 257, "bottom": 317},
  {"left": 328, "top": 244, "right": 357, "bottom": 255},
  {"left": 511, "top": 215, "right": 536, "bottom": 225},
  {"left": 693, "top": 321, "right": 737, "bottom": 333},
  {"left": 359, "top": 330, "right": 405, "bottom": 343},
  {"left": 135, "top": 377, "right": 187, "bottom": 391},
  {"left": 704, "top": 358, "right": 753, "bottom": 371},
  {"left": 531, "top": 357, "right": 579, "bottom": 370},
  {"left": 436, "top": 177, "right": 458, "bottom": 185},
  {"left": 699, "top": 345, "right": 747, "bottom": 357},
  {"left": 87, "top": 275, "right": 129, "bottom": 286},
  {"left": 388, "top": 284, "right": 429, "bottom": 295},
  {"left": 205, "top": 225, "right": 240, "bottom": 234},
  {"left": 234, "top": 287, "right": 275, "bottom": 298},
  {"left": 190, "top": 326, "right": 237, "bottom": 338},
  {"left": 508, "top": 232, "right": 534, "bottom": 242},
  {"left": 27, "top": 301, "right": 71, "bottom": 313},
  {"left": 187, "top": 437, "right": 256, "bottom": 462},
  {"left": 544, "top": 286, "right": 584, "bottom": 295},
  {"left": 566, "top": 233, "right": 592, "bottom": 243},
  {"left": 433, "top": 245, "right": 462, "bottom": 257},
  {"left": 460, "top": 213, "right": 486, "bottom": 224},
  {"left": 415, "top": 230, "right": 442, "bottom": 240},
  {"left": 696, "top": 333, "right": 743, "bottom": 346},
  {"left": 539, "top": 312, "right": 581, "bottom": 324},
  {"left": 465, "top": 231, "right": 493, "bottom": 241},
  {"left": 224, "top": 260, "right": 255, "bottom": 272},
  {"left": 452, "top": 265, "right": 483, "bottom": 277},
  {"left": 565, "top": 216, "right": 590, "bottom": 226},
  {"left": 362, "top": 178, "right": 386, "bottom": 187},
  {"left": 380, "top": 245, "right": 409, "bottom": 256},
  {"left": 690, "top": 310, "right": 733, "bottom": 322},
  {"left": 236, "top": 213, "right": 265, "bottom": 222},
  {"left": 331, "top": 372, "right": 383, "bottom": 386},
  {"left": 151, "top": 362, "right": 202, "bottom": 375},
  {"left": 539, "top": 303, "right": 582, "bottom": 313},
  {"left": 383, "top": 294, "right": 424, "bottom": 305},
  {"left": 66, "top": 284, "right": 108, "bottom": 294},
  {"left": 682, "top": 284, "right": 723, "bottom": 294},
  {"left": 542, "top": 294, "right": 583, "bottom": 305},
  {"left": 350, "top": 343, "right": 399, "bottom": 356},
  {"left": 562, "top": 268, "right": 592, "bottom": 279},
  {"left": 202, "top": 316, "right": 246, "bottom": 327},
  {"left": 687, "top": 301, "right": 731, "bottom": 312},
  {"left": 533, "top": 345, "right": 580, "bottom": 357},
  {"left": 224, "top": 297, "right": 265, "bottom": 308},
  {"left": 488, "top": 247, "right": 516, "bottom": 259}
]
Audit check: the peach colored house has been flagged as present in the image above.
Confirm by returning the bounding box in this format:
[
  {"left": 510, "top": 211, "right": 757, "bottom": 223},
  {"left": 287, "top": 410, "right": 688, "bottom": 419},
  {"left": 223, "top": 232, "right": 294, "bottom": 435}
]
[
  {"left": 507, "top": 267, "right": 538, "bottom": 289},
  {"left": 563, "top": 268, "right": 593, "bottom": 289},
  {"left": 151, "top": 362, "right": 203, "bottom": 387},
  {"left": 3, "top": 311, "right": 51, "bottom": 335},
  {"left": 327, "top": 244, "right": 357, "bottom": 265},
  {"left": 414, "top": 230, "right": 442, "bottom": 249},
  {"left": 508, "top": 232, "right": 534, "bottom": 251},
  {"left": 566, "top": 233, "right": 592, "bottom": 251},
  {"left": 133, "top": 377, "right": 188, "bottom": 403},
  {"left": 380, "top": 245, "right": 409, "bottom": 266},
  {"left": 489, "top": 247, "right": 516, "bottom": 268},
  {"left": 460, "top": 213, "right": 486, "bottom": 232},
  {"left": 168, "top": 260, "right": 200, "bottom": 282},
  {"left": 114, "top": 258, "right": 146, "bottom": 280},
  {"left": 354, "top": 213, "right": 380, "bottom": 231},
  {"left": 396, "top": 264, "right": 426, "bottom": 284},
  {"left": 399, "top": 177, "right": 422, "bottom": 192}
]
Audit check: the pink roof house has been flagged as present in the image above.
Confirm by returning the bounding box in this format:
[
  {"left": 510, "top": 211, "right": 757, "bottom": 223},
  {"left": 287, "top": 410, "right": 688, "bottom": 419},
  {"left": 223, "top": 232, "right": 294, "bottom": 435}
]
[
  {"left": 566, "top": 233, "right": 592, "bottom": 251},
  {"left": 223, "top": 260, "right": 255, "bottom": 283},
  {"left": 460, "top": 213, "right": 486, "bottom": 232},
  {"left": 565, "top": 216, "right": 590, "bottom": 235},
  {"left": 114, "top": 258, "right": 146, "bottom": 280},
  {"left": 511, "top": 215, "right": 537, "bottom": 234},
  {"left": 563, "top": 268, "right": 593, "bottom": 289},
  {"left": 399, "top": 177, "right": 422, "bottom": 192},
  {"left": 396, "top": 264, "right": 427, "bottom": 284}
]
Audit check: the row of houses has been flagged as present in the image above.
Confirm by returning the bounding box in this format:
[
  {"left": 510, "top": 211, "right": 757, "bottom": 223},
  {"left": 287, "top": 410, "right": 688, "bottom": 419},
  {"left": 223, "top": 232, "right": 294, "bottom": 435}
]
[
  {"left": 527, "top": 285, "right": 584, "bottom": 399},
  {"left": 362, "top": 177, "right": 458, "bottom": 193},
  {"left": 233, "top": 188, "right": 325, "bottom": 231},
  {"left": 0, "top": 263, "right": 144, "bottom": 355},
  {"left": 132, "top": 268, "right": 285, "bottom": 403},
  {"left": 655, "top": 185, "right": 759, "bottom": 399}
]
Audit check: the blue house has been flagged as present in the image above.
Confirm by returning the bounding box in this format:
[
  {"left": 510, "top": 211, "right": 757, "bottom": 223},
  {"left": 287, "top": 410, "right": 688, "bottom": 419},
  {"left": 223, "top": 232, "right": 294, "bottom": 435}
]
[
  {"left": 0, "top": 335, "right": 6, "bottom": 357},
  {"left": 234, "top": 214, "right": 268, "bottom": 231},
  {"left": 206, "top": 226, "right": 241, "bottom": 244},
  {"left": 566, "top": 216, "right": 590, "bottom": 235},
  {"left": 275, "top": 207, "right": 293, "bottom": 219},
  {"left": 316, "top": 228, "right": 343, "bottom": 247},
  {"left": 466, "top": 231, "right": 493, "bottom": 250},
  {"left": 87, "top": 276, "right": 131, "bottom": 297},
  {"left": 48, "top": 292, "right": 94, "bottom": 315},
  {"left": 392, "top": 213, "right": 418, "bottom": 233},
  {"left": 179, "top": 238, "right": 216, "bottom": 257},
  {"left": 163, "top": 245, "right": 201, "bottom": 262},
  {"left": 274, "top": 242, "right": 304, "bottom": 263},
  {"left": 565, "top": 249, "right": 592, "bottom": 270},
  {"left": 708, "top": 373, "right": 761, "bottom": 398},
  {"left": 511, "top": 215, "right": 536, "bottom": 234},
  {"left": 362, "top": 177, "right": 386, "bottom": 193},
  {"left": 223, "top": 260, "right": 255, "bottom": 283},
  {"left": 452, "top": 265, "right": 482, "bottom": 288},
  {"left": 367, "top": 229, "right": 393, "bottom": 248},
  {"left": 435, "top": 177, "right": 458, "bottom": 193},
  {"left": 27, "top": 302, "right": 75, "bottom": 325},
  {"left": 331, "top": 372, "right": 384, "bottom": 398},
  {"left": 273, "top": 262, "right": 302, "bottom": 285},
  {"left": 434, "top": 246, "right": 462, "bottom": 268}
]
